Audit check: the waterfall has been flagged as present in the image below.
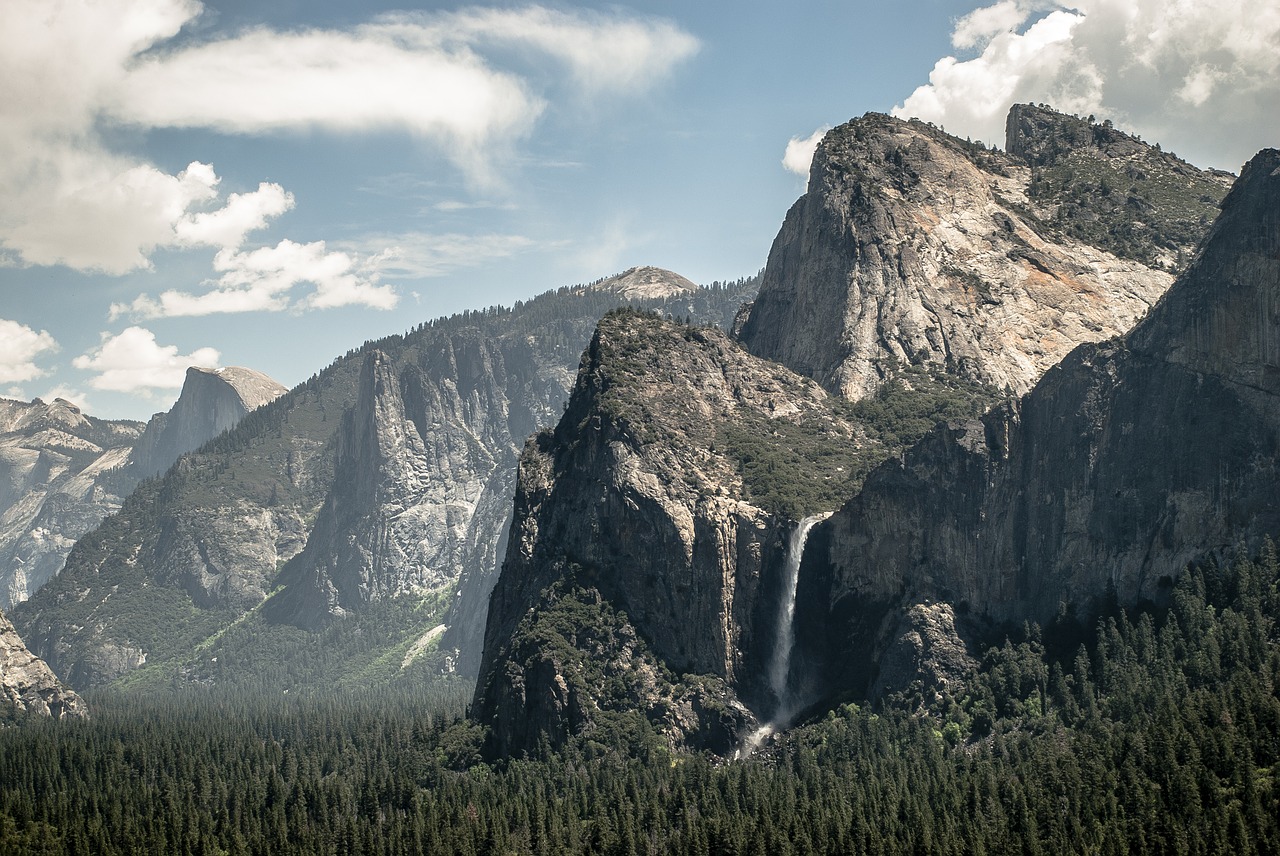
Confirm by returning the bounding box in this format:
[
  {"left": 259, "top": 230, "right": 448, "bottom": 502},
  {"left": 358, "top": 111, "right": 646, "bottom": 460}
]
[
  {"left": 734, "top": 513, "right": 827, "bottom": 760},
  {"left": 767, "top": 513, "right": 823, "bottom": 708}
]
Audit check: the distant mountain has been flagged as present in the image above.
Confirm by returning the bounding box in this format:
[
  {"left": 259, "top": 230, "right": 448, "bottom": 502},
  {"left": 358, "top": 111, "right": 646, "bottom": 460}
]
[
  {"left": 0, "top": 398, "right": 142, "bottom": 610},
  {"left": 11, "top": 270, "right": 758, "bottom": 691},
  {"left": 0, "top": 366, "right": 286, "bottom": 612},
  {"left": 128, "top": 366, "right": 287, "bottom": 481}
]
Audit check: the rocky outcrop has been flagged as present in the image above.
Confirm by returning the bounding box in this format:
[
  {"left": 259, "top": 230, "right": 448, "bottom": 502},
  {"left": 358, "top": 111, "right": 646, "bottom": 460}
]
[
  {"left": 0, "top": 398, "right": 142, "bottom": 610},
  {"left": 738, "top": 108, "right": 1227, "bottom": 401},
  {"left": 472, "top": 310, "right": 862, "bottom": 754},
  {"left": 1, "top": 608, "right": 86, "bottom": 720},
  {"left": 128, "top": 366, "right": 287, "bottom": 480},
  {"left": 589, "top": 265, "right": 698, "bottom": 300},
  {"left": 796, "top": 148, "right": 1280, "bottom": 702}
]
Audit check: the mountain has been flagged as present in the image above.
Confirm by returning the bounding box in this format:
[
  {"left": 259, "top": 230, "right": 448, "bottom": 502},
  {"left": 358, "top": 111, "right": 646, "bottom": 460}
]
[
  {"left": 127, "top": 366, "right": 287, "bottom": 480},
  {"left": 469, "top": 108, "right": 1252, "bottom": 756},
  {"left": 791, "top": 146, "right": 1280, "bottom": 708},
  {"left": 10, "top": 270, "right": 757, "bottom": 691},
  {"left": 738, "top": 108, "right": 1230, "bottom": 400},
  {"left": 469, "top": 307, "right": 1008, "bottom": 755},
  {"left": 1, "top": 608, "right": 85, "bottom": 720},
  {"left": 0, "top": 367, "right": 286, "bottom": 614},
  {"left": 0, "top": 398, "right": 143, "bottom": 611}
]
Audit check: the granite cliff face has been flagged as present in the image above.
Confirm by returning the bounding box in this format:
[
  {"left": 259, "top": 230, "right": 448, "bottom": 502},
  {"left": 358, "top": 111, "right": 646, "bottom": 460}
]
[
  {"left": 472, "top": 310, "right": 866, "bottom": 754},
  {"left": 795, "top": 149, "right": 1280, "bottom": 703},
  {"left": 13, "top": 271, "right": 756, "bottom": 690},
  {"left": 128, "top": 366, "right": 287, "bottom": 480},
  {"left": 1, "top": 608, "right": 86, "bottom": 720},
  {"left": 738, "top": 108, "right": 1228, "bottom": 400},
  {"left": 0, "top": 398, "right": 142, "bottom": 610}
]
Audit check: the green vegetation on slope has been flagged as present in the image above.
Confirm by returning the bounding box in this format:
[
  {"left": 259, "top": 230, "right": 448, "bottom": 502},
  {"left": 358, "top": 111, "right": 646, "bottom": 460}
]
[
  {"left": 1010, "top": 107, "right": 1230, "bottom": 268},
  {"left": 718, "top": 365, "right": 1003, "bottom": 519}
]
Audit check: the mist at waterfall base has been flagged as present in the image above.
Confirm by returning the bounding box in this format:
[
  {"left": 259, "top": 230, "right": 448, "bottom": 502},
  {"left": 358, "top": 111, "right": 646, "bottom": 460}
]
[{"left": 735, "top": 513, "right": 828, "bottom": 760}]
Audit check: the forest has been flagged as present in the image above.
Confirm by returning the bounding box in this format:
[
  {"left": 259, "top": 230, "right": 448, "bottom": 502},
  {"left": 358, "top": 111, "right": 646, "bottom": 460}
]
[{"left": 2, "top": 543, "right": 1277, "bottom": 855}]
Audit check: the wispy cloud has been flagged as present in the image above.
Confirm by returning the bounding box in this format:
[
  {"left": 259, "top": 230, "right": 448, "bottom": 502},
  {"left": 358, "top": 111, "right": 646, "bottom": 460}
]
[
  {"left": 0, "top": 0, "right": 699, "bottom": 278},
  {"left": 114, "top": 240, "right": 397, "bottom": 319},
  {"left": 894, "top": 0, "right": 1280, "bottom": 168},
  {"left": 350, "top": 232, "right": 538, "bottom": 280},
  {"left": 73, "top": 326, "right": 219, "bottom": 394}
]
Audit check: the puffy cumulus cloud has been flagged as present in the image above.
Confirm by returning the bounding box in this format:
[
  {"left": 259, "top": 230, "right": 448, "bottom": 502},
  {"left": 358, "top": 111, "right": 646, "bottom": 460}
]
[
  {"left": 0, "top": 0, "right": 698, "bottom": 273},
  {"left": 951, "top": 0, "right": 1033, "bottom": 50},
  {"left": 893, "top": 0, "right": 1280, "bottom": 169},
  {"left": 115, "top": 240, "right": 397, "bottom": 319},
  {"left": 174, "top": 181, "right": 294, "bottom": 251},
  {"left": 782, "top": 127, "right": 831, "bottom": 178},
  {"left": 0, "top": 0, "right": 215, "bottom": 273},
  {"left": 73, "top": 327, "right": 219, "bottom": 393},
  {"left": 0, "top": 320, "right": 59, "bottom": 384}
]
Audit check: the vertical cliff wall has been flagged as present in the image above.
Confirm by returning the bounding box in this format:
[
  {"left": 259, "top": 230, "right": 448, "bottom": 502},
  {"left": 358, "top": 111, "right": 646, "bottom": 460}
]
[{"left": 798, "top": 149, "right": 1280, "bottom": 703}]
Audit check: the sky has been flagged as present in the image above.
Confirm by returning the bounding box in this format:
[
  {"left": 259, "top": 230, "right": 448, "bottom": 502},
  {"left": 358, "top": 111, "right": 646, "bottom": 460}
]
[{"left": 2, "top": 0, "right": 1278, "bottom": 421}]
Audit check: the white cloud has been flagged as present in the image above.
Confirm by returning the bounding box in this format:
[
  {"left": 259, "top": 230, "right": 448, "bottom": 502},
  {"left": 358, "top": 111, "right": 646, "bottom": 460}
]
[
  {"left": 0, "top": 319, "right": 59, "bottom": 384},
  {"left": 351, "top": 232, "right": 537, "bottom": 280},
  {"left": 117, "top": 239, "right": 397, "bottom": 319},
  {"left": 893, "top": 0, "right": 1280, "bottom": 169},
  {"left": 951, "top": 1, "right": 1031, "bottom": 50},
  {"left": 782, "top": 127, "right": 831, "bottom": 178},
  {"left": 175, "top": 181, "right": 294, "bottom": 250},
  {"left": 73, "top": 326, "right": 219, "bottom": 393},
  {"left": 0, "top": 0, "right": 699, "bottom": 273},
  {"left": 420, "top": 7, "right": 701, "bottom": 94}
]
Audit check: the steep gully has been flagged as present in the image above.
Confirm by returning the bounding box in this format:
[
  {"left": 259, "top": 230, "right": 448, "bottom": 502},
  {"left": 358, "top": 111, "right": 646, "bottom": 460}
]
[{"left": 736, "top": 513, "right": 828, "bottom": 759}]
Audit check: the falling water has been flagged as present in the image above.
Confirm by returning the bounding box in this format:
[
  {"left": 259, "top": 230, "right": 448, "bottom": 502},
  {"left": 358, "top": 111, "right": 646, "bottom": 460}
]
[
  {"left": 734, "top": 513, "right": 827, "bottom": 760},
  {"left": 767, "top": 514, "right": 824, "bottom": 707}
]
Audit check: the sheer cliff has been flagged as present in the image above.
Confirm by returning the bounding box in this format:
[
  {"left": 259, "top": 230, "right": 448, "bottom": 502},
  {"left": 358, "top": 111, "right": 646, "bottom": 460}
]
[
  {"left": 738, "top": 108, "right": 1229, "bottom": 400},
  {"left": 12, "top": 271, "right": 757, "bottom": 690},
  {"left": 472, "top": 311, "right": 845, "bottom": 754},
  {"left": 127, "top": 366, "right": 287, "bottom": 480},
  {"left": 794, "top": 148, "right": 1280, "bottom": 704}
]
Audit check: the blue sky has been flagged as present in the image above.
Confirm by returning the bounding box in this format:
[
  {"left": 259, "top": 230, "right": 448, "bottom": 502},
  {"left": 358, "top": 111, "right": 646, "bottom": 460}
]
[{"left": 2, "top": 0, "right": 1278, "bottom": 420}]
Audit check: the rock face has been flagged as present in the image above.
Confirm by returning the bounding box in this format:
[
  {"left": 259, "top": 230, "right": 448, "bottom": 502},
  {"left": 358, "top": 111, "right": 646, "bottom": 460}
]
[
  {"left": 0, "top": 368, "right": 287, "bottom": 612},
  {"left": 128, "top": 366, "right": 287, "bottom": 480},
  {"left": 0, "top": 398, "right": 142, "bottom": 610},
  {"left": 472, "top": 310, "right": 863, "bottom": 754},
  {"left": 1, "top": 608, "right": 86, "bottom": 720},
  {"left": 738, "top": 108, "right": 1228, "bottom": 401},
  {"left": 13, "top": 272, "right": 757, "bottom": 690},
  {"left": 795, "top": 149, "right": 1280, "bottom": 703}
]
